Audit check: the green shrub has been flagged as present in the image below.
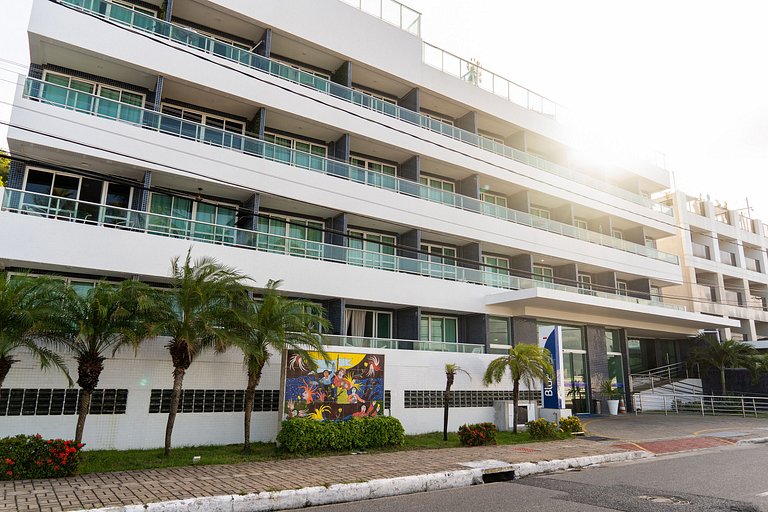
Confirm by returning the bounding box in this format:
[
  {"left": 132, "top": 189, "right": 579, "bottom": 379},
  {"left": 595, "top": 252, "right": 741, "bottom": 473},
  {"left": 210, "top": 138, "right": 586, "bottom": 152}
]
[
  {"left": 0, "top": 434, "right": 83, "bottom": 480},
  {"left": 558, "top": 415, "right": 583, "bottom": 434},
  {"left": 457, "top": 422, "right": 497, "bottom": 447},
  {"left": 526, "top": 418, "right": 558, "bottom": 440},
  {"left": 277, "top": 417, "right": 405, "bottom": 453}
]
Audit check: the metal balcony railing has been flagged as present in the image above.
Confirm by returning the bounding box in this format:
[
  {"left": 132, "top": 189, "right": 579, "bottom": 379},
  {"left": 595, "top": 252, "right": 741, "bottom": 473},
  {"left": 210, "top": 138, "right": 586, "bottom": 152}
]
[
  {"left": 55, "top": 0, "right": 673, "bottom": 216},
  {"left": 1, "top": 188, "right": 685, "bottom": 311},
  {"left": 22, "top": 77, "right": 680, "bottom": 265}
]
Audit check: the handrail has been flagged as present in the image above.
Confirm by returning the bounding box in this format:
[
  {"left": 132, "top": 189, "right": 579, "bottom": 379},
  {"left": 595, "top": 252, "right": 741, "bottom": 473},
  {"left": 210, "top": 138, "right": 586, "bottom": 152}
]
[
  {"left": 22, "top": 77, "right": 680, "bottom": 265},
  {"left": 324, "top": 334, "right": 483, "bottom": 353},
  {"left": 338, "top": 0, "right": 421, "bottom": 37},
  {"left": 633, "top": 392, "right": 768, "bottom": 417},
  {"left": 55, "top": 0, "right": 673, "bottom": 216},
  {"left": 2, "top": 188, "right": 685, "bottom": 311}
]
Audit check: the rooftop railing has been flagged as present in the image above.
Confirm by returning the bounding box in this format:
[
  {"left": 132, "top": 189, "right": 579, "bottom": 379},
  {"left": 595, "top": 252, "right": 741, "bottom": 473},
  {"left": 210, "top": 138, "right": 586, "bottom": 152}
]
[
  {"left": 24, "top": 78, "right": 678, "bottom": 265},
  {"left": 339, "top": 0, "right": 421, "bottom": 37},
  {"left": 55, "top": 0, "right": 672, "bottom": 216},
  {"left": 1, "top": 188, "right": 684, "bottom": 311},
  {"left": 23, "top": 77, "right": 679, "bottom": 265}
]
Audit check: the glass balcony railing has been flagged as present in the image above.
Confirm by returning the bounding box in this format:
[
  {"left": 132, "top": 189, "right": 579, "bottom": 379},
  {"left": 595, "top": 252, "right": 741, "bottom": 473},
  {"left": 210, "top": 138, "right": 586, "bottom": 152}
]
[
  {"left": 1, "top": 189, "right": 685, "bottom": 312},
  {"left": 56, "top": 0, "right": 672, "bottom": 216},
  {"left": 339, "top": 0, "right": 421, "bottom": 37},
  {"left": 22, "top": 77, "right": 679, "bottom": 265},
  {"left": 323, "top": 335, "right": 484, "bottom": 353}
]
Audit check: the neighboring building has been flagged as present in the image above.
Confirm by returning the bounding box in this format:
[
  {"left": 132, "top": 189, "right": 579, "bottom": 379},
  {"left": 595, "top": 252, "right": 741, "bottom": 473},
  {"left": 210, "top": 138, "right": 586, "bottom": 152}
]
[
  {"left": 659, "top": 191, "right": 768, "bottom": 343},
  {"left": 0, "top": 0, "right": 736, "bottom": 448}
]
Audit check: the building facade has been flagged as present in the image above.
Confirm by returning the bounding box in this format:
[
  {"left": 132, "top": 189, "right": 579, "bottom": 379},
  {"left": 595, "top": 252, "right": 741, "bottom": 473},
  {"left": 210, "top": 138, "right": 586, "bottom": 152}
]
[{"left": 0, "top": 0, "right": 736, "bottom": 448}]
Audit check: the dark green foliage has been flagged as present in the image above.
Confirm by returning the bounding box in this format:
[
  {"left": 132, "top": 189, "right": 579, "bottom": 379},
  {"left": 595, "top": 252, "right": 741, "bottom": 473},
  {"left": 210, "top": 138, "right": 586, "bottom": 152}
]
[
  {"left": 457, "top": 422, "right": 497, "bottom": 446},
  {"left": 0, "top": 434, "right": 83, "bottom": 480},
  {"left": 276, "top": 417, "right": 405, "bottom": 453},
  {"left": 526, "top": 418, "right": 559, "bottom": 439},
  {"left": 558, "top": 415, "right": 583, "bottom": 434}
]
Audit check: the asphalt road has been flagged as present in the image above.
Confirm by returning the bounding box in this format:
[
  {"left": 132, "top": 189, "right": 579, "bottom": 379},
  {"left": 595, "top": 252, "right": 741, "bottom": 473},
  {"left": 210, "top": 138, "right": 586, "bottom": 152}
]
[{"left": 301, "top": 443, "right": 768, "bottom": 511}]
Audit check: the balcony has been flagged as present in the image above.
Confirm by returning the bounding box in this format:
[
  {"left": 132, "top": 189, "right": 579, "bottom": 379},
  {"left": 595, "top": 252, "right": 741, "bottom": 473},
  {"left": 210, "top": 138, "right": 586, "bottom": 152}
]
[
  {"left": 21, "top": 77, "right": 680, "bottom": 265},
  {"left": 324, "top": 334, "right": 483, "bottom": 353},
  {"left": 746, "top": 258, "right": 762, "bottom": 273},
  {"left": 691, "top": 242, "right": 711, "bottom": 260},
  {"left": 1, "top": 188, "right": 683, "bottom": 311},
  {"left": 720, "top": 251, "right": 736, "bottom": 266},
  {"left": 54, "top": 0, "right": 673, "bottom": 216},
  {"left": 723, "top": 290, "right": 743, "bottom": 306}
]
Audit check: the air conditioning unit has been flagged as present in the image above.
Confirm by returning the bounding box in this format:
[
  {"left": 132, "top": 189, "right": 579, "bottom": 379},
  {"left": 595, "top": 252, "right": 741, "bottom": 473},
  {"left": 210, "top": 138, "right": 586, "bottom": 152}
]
[{"left": 493, "top": 400, "right": 536, "bottom": 431}]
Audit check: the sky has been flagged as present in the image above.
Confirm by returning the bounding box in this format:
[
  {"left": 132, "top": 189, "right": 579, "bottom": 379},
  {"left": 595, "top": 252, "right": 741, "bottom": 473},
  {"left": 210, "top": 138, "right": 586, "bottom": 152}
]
[{"left": 2, "top": 0, "right": 767, "bottom": 218}]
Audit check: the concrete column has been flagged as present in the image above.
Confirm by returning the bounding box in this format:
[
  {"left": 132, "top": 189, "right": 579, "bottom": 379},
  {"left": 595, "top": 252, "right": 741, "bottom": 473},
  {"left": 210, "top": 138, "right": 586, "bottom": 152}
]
[
  {"left": 554, "top": 263, "right": 577, "bottom": 287},
  {"left": 508, "top": 190, "right": 530, "bottom": 213},
  {"left": 511, "top": 317, "right": 538, "bottom": 346},
  {"left": 505, "top": 131, "right": 526, "bottom": 152},
  {"left": 330, "top": 134, "right": 350, "bottom": 162},
  {"left": 398, "top": 229, "right": 420, "bottom": 259},
  {"left": 454, "top": 111, "right": 477, "bottom": 133},
  {"left": 509, "top": 254, "right": 533, "bottom": 278},
  {"left": 585, "top": 325, "right": 609, "bottom": 413},
  {"left": 399, "top": 155, "right": 420, "bottom": 182},
  {"left": 395, "top": 307, "right": 420, "bottom": 344},
  {"left": 331, "top": 61, "right": 352, "bottom": 88},
  {"left": 458, "top": 242, "right": 481, "bottom": 270},
  {"left": 456, "top": 174, "right": 479, "bottom": 199},
  {"left": 255, "top": 28, "right": 271, "bottom": 57},
  {"left": 399, "top": 87, "right": 419, "bottom": 113}
]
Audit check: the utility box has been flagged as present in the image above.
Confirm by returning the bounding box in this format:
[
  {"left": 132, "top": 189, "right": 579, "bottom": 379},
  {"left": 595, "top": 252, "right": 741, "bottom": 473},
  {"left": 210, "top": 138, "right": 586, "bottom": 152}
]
[
  {"left": 538, "top": 407, "right": 573, "bottom": 423},
  {"left": 494, "top": 400, "right": 536, "bottom": 431}
]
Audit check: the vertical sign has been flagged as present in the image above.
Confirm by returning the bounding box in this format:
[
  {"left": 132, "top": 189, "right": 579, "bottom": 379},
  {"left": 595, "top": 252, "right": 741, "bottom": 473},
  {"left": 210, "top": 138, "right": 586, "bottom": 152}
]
[{"left": 542, "top": 327, "right": 565, "bottom": 409}]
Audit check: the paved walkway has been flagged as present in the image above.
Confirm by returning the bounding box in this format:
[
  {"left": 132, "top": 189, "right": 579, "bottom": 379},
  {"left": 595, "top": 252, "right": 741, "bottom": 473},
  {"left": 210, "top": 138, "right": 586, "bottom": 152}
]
[{"left": 2, "top": 415, "right": 767, "bottom": 512}]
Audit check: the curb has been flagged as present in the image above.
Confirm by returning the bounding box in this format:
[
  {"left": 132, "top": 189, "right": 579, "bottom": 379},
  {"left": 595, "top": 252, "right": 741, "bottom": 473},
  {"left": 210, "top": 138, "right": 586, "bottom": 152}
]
[
  {"left": 736, "top": 437, "right": 768, "bottom": 445},
  {"left": 75, "top": 450, "right": 650, "bottom": 512}
]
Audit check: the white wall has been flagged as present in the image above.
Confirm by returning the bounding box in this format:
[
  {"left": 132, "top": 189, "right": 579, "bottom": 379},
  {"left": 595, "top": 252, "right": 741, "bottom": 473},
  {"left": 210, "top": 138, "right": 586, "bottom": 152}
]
[{"left": 1, "top": 342, "right": 528, "bottom": 450}]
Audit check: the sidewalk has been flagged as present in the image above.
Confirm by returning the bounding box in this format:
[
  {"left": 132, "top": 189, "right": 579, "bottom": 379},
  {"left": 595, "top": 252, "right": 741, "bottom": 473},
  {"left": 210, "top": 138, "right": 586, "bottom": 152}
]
[{"left": 2, "top": 415, "right": 767, "bottom": 512}]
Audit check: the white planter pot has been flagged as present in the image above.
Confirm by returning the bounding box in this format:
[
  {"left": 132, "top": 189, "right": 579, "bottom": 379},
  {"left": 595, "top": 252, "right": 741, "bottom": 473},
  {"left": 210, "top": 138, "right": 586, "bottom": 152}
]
[{"left": 607, "top": 399, "right": 620, "bottom": 415}]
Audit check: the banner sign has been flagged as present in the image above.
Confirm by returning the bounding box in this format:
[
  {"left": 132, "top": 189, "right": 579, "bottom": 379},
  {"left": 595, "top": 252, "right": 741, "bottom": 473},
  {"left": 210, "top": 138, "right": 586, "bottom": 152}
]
[
  {"left": 284, "top": 351, "right": 384, "bottom": 421},
  {"left": 542, "top": 327, "right": 565, "bottom": 409}
]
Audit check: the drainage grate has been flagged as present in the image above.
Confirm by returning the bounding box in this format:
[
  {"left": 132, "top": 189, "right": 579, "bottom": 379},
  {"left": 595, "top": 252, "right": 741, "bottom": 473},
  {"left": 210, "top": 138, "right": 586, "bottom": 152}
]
[
  {"left": 584, "top": 435, "right": 614, "bottom": 441},
  {"left": 637, "top": 495, "right": 691, "bottom": 505}
]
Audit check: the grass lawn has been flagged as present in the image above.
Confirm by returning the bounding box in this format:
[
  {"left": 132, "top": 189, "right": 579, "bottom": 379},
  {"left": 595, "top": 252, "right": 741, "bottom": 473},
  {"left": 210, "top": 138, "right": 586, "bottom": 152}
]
[{"left": 79, "top": 430, "right": 571, "bottom": 475}]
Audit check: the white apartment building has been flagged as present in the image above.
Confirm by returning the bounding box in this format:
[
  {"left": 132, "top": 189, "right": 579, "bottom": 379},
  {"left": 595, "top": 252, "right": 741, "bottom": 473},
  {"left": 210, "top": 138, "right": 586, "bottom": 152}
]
[
  {"left": 0, "top": 0, "right": 737, "bottom": 448},
  {"left": 660, "top": 191, "right": 768, "bottom": 343}
]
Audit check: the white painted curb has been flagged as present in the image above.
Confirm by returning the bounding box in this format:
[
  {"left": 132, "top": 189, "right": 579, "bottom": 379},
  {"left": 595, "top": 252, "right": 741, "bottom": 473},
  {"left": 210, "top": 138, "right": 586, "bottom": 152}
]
[
  {"left": 74, "top": 451, "right": 650, "bottom": 512},
  {"left": 736, "top": 437, "right": 768, "bottom": 445}
]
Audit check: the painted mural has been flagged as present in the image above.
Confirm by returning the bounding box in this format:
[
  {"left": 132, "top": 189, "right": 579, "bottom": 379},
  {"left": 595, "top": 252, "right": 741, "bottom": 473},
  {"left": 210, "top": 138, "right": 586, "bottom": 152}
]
[{"left": 284, "top": 351, "right": 385, "bottom": 421}]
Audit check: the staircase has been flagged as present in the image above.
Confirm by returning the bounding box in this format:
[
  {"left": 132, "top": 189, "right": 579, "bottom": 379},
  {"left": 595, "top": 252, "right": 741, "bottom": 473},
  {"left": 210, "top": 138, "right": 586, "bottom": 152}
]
[{"left": 630, "top": 362, "right": 702, "bottom": 395}]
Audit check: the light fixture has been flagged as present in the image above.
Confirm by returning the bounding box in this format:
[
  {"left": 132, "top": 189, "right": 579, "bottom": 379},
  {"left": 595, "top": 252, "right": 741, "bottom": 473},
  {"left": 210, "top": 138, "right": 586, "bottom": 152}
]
[{"left": 196, "top": 188, "right": 203, "bottom": 201}]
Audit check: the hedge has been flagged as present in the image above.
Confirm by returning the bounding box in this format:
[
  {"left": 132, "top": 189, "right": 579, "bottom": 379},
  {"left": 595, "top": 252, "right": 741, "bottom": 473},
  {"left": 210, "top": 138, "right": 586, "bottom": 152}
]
[
  {"left": 0, "top": 435, "right": 83, "bottom": 480},
  {"left": 457, "top": 422, "right": 497, "bottom": 447},
  {"left": 277, "top": 416, "right": 405, "bottom": 453}
]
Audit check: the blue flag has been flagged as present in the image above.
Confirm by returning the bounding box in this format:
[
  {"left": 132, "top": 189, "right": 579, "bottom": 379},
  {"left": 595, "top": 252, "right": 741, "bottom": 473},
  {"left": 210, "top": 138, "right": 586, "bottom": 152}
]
[{"left": 542, "top": 328, "right": 564, "bottom": 409}]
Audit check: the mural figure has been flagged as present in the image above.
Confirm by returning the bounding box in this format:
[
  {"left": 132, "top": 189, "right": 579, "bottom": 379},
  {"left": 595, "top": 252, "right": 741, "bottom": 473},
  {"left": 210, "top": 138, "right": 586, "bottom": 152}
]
[{"left": 284, "top": 351, "right": 385, "bottom": 421}]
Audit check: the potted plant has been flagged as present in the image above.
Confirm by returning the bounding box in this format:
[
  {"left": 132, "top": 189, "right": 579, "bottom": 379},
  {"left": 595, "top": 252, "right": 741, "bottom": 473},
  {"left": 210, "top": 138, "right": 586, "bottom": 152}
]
[{"left": 600, "top": 378, "right": 621, "bottom": 415}]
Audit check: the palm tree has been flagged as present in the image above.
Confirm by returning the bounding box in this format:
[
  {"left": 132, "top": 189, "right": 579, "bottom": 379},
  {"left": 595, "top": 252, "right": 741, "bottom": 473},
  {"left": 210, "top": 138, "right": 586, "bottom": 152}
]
[
  {"left": 443, "top": 363, "right": 470, "bottom": 441},
  {"left": 690, "top": 336, "right": 757, "bottom": 395},
  {"left": 0, "top": 272, "right": 71, "bottom": 388},
  {"left": 482, "top": 343, "right": 553, "bottom": 433},
  {"left": 232, "top": 280, "right": 330, "bottom": 453},
  {"left": 53, "top": 280, "right": 164, "bottom": 444},
  {"left": 157, "top": 252, "right": 250, "bottom": 456}
]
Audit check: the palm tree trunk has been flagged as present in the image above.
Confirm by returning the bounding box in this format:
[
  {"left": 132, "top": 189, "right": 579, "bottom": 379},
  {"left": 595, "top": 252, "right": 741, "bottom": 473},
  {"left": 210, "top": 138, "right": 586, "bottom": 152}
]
[
  {"left": 512, "top": 379, "right": 520, "bottom": 434},
  {"left": 0, "top": 355, "right": 16, "bottom": 388},
  {"left": 75, "top": 390, "right": 92, "bottom": 445},
  {"left": 243, "top": 367, "right": 263, "bottom": 454},
  {"left": 164, "top": 365, "right": 185, "bottom": 457},
  {"left": 720, "top": 366, "right": 727, "bottom": 396},
  {"left": 443, "top": 373, "right": 454, "bottom": 441}
]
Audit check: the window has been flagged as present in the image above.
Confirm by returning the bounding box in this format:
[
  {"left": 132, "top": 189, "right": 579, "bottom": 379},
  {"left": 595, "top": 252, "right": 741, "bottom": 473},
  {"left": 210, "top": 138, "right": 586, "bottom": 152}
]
[
  {"left": 617, "top": 280, "right": 629, "bottom": 296},
  {"left": 161, "top": 103, "right": 244, "bottom": 146},
  {"left": 488, "top": 316, "right": 510, "bottom": 346},
  {"left": 272, "top": 58, "right": 331, "bottom": 80},
  {"left": 419, "top": 176, "right": 456, "bottom": 204},
  {"left": 577, "top": 273, "right": 594, "bottom": 295},
  {"left": 573, "top": 218, "right": 588, "bottom": 230},
  {"left": 612, "top": 229, "right": 623, "bottom": 240},
  {"left": 257, "top": 214, "right": 323, "bottom": 258},
  {"left": 650, "top": 285, "right": 663, "bottom": 303},
  {"left": 349, "top": 156, "right": 396, "bottom": 176},
  {"left": 21, "top": 168, "right": 132, "bottom": 225},
  {"left": 149, "top": 194, "right": 237, "bottom": 244},
  {"left": 420, "top": 176, "right": 455, "bottom": 192},
  {"left": 480, "top": 192, "right": 507, "bottom": 208},
  {"left": 420, "top": 315, "right": 458, "bottom": 344},
  {"left": 530, "top": 205, "right": 550, "bottom": 220},
  {"left": 482, "top": 255, "right": 510, "bottom": 287},
  {"left": 421, "top": 243, "right": 457, "bottom": 279},
  {"left": 478, "top": 132, "right": 504, "bottom": 146},
  {"left": 605, "top": 329, "right": 625, "bottom": 392},
  {"left": 644, "top": 237, "right": 656, "bottom": 249},
  {"left": 348, "top": 229, "right": 396, "bottom": 270},
  {"left": 264, "top": 131, "right": 327, "bottom": 170},
  {"left": 345, "top": 309, "right": 392, "bottom": 339},
  {"left": 42, "top": 71, "right": 145, "bottom": 123},
  {"left": 533, "top": 264, "right": 554, "bottom": 284},
  {"left": 421, "top": 111, "right": 454, "bottom": 126}
]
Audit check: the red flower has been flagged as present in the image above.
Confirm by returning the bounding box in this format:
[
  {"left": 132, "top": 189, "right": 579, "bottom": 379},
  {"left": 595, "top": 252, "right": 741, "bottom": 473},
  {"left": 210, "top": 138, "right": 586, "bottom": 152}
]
[{"left": 5, "top": 471, "right": 11, "bottom": 476}]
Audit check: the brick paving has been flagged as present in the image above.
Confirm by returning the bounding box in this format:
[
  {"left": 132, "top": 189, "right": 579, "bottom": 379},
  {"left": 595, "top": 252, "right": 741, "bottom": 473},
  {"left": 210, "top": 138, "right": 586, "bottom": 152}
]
[{"left": 2, "top": 415, "right": 767, "bottom": 512}]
